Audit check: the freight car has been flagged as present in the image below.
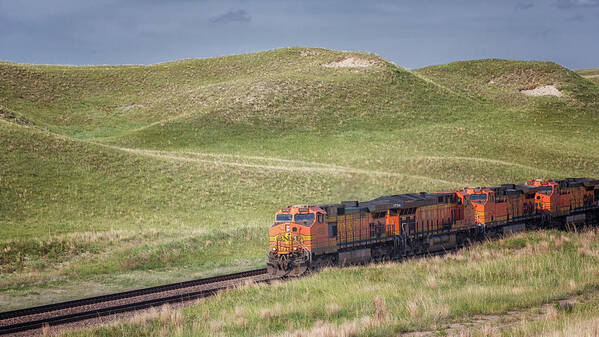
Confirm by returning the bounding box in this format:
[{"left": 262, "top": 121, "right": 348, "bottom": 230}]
[{"left": 267, "top": 178, "right": 599, "bottom": 276}]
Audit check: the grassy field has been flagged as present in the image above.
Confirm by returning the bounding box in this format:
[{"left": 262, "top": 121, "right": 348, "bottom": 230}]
[
  {"left": 60, "top": 229, "right": 599, "bottom": 336},
  {"left": 1, "top": 47, "right": 599, "bottom": 322}
]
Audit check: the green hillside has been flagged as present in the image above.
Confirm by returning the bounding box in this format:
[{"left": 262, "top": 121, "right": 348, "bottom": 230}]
[
  {"left": 1, "top": 48, "right": 599, "bottom": 310},
  {"left": 416, "top": 59, "right": 599, "bottom": 107},
  {"left": 576, "top": 68, "right": 599, "bottom": 85}
]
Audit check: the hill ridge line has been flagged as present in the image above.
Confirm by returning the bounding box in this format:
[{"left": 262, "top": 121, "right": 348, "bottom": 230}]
[{"left": 406, "top": 69, "right": 469, "bottom": 100}]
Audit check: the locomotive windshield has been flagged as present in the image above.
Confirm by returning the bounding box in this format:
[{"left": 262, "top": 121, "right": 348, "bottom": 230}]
[
  {"left": 294, "top": 213, "right": 315, "bottom": 225},
  {"left": 276, "top": 214, "right": 293, "bottom": 222},
  {"left": 538, "top": 186, "right": 553, "bottom": 194},
  {"left": 471, "top": 193, "right": 487, "bottom": 203}
]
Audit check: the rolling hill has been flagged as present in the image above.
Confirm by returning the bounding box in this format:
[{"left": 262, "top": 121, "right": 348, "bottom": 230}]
[
  {"left": 576, "top": 68, "right": 599, "bottom": 85},
  {"left": 1, "top": 48, "right": 599, "bottom": 314}
]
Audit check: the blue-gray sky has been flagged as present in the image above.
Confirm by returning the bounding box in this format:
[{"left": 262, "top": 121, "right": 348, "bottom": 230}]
[{"left": 1, "top": 0, "right": 598, "bottom": 69}]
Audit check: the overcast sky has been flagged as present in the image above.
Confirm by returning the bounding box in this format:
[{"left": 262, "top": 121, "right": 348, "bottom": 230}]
[{"left": 1, "top": 0, "right": 598, "bottom": 69}]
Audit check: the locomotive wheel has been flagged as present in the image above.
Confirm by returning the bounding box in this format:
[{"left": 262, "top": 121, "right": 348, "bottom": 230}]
[{"left": 288, "top": 264, "right": 309, "bottom": 277}]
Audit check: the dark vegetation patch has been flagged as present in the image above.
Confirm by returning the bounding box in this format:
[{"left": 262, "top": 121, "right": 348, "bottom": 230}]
[{"left": 0, "top": 107, "right": 32, "bottom": 125}]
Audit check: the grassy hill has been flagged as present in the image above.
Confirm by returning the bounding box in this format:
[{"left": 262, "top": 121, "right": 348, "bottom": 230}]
[
  {"left": 1, "top": 48, "right": 599, "bottom": 314},
  {"left": 417, "top": 60, "right": 599, "bottom": 107},
  {"left": 576, "top": 68, "right": 599, "bottom": 85}
]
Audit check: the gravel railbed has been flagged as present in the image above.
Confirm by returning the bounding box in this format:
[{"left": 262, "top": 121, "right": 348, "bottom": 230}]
[
  {"left": 1, "top": 273, "right": 276, "bottom": 336},
  {"left": 6, "top": 299, "right": 196, "bottom": 337}
]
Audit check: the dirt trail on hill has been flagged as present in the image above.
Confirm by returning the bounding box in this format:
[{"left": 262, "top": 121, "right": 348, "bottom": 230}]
[
  {"left": 108, "top": 146, "right": 459, "bottom": 185},
  {"left": 175, "top": 151, "right": 346, "bottom": 168}
]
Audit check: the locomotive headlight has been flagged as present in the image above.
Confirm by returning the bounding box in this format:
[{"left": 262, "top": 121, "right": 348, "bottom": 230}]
[{"left": 286, "top": 225, "right": 290, "bottom": 232}]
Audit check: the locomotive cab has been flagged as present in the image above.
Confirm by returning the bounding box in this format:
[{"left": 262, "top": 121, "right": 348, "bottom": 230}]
[
  {"left": 526, "top": 179, "right": 559, "bottom": 214},
  {"left": 461, "top": 188, "right": 495, "bottom": 224},
  {"left": 267, "top": 206, "right": 326, "bottom": 277}
]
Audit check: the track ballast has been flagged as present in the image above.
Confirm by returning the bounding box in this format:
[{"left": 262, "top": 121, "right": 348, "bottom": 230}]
[{"left": 0, "top": 268, "right": 271, "bottom": 336}]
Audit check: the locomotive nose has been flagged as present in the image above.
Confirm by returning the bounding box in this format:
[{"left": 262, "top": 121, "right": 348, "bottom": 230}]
[{"left": 272, "top": 223, "right": 304, "bottom": 253}]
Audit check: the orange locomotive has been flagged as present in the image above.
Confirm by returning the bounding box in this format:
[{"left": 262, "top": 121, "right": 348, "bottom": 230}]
[
  {"left": 526, "top": 178, "right": 597, "bottom": 219},
  {"left": 267, "top": 178, "right": 599, "bottom": 276}
]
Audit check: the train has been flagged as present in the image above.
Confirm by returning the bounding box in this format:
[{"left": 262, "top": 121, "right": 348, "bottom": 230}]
[{"left": 267, "top": 178, "right": 599, "bottom": 277}]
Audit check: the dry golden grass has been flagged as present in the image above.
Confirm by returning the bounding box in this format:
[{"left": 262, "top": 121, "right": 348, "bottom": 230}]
[
  {"left": 41, "top": 323, "right": 50, "bottom": 336},
  {"left": 281, "top": 316, "right": 377, "bottom": 337},
  {"left": 407, "top": 298, "right": 421, "bottom": 319},
  {"left": 372, "top": 296, "right": 389, "bottom": 323},
  {"left": 544, "top": 317, "right": 599, "bottom": 337},
  {"left": 479, "top": 324, "right": 500, "bottom": 337},
  {"left": 426, "top": 275, "right": 439, "bottom": 289},
  {"left": 544, "top": 305, "right": 559, "bottom": 321},
  {"left": 512, "top": 287, "right": 525, "bottom": 295},
  {"left": 208, "top": 318, "right": 223, "bottom": 333},
  {"left": 128, "top": 307, "right": 159, "bottom": 326},
  {"left": 233, "top": 305, "right": 248, "bottom": 327},
  {"left": 325, "top": 302, "right": 340, "bottom": 316},
  {"left": 260, "top": 303, "right": 283, "bottom": 319},
  {"left": 60, "top": 230, "right": 599, "bottom": 337},
  {"left": 569, "top": 280, "right": 578, "bottom": 292}
]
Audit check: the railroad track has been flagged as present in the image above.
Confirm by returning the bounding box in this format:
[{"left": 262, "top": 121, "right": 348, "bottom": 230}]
[
  {"left": 0, "top": 243, "right": 511, "bottom": 336},
  {"left": 0, "top": 268, "right": 272, "bottom": 336}
]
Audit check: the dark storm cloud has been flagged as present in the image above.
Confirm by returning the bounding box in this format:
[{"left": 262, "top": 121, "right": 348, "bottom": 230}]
[
  {"left": 1, "top": 0, "right": 599, "bottom": 69},
  {"left": 515, "top": 2, "right": 534, "bottom": 10},
  {"left": 210, "top": 9, "right": 251, "bottom": 23},
  {"left": 556, "top": 0, "right": 599, "bottom": 8}
]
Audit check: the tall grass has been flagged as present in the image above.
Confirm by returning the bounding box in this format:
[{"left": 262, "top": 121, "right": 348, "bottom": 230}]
[{"left": 58, "top": 229, "right": 599, "bottom": 337}]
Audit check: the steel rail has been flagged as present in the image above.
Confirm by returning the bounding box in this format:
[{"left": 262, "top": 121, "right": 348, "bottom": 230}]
[{"left": 0, "top": 268, "right": 268, "bottom": 335}]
